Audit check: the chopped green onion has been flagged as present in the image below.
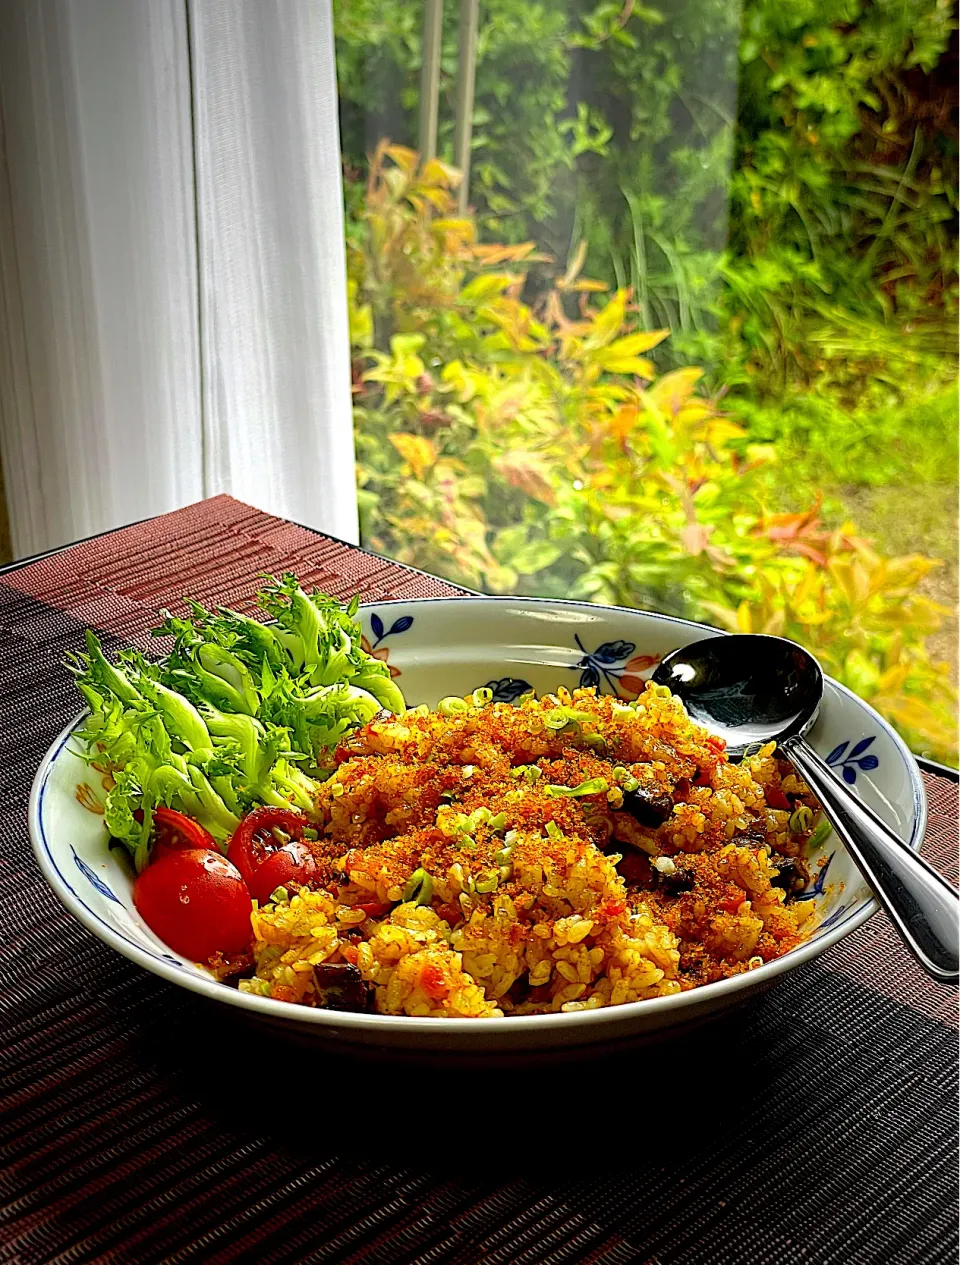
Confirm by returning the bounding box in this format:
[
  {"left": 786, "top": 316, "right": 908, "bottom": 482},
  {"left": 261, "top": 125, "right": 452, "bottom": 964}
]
[
  {"left": 544, "top": 777, "right": 609, "bottom": 798},
  {"left": 543, "top": 705, "right": 597, "bottom": 733},
  {"left": 545, "top": 820, "right": 563, "bottom": 839},
  {"left": 510, "top": 765, "right": 527, "bottom": 780},
  {"left": 545, "top": 713, "right": 576, "bottom": 732},
  {"left": 510, "top": 765, "right": 542, "bottom": 783},
  {"left": 439, "top": 695, "right": 469, "bottom": 716},
  {"left": 807, "top": 818, "right": 833, "bottom": 850},
  {"left": 403, "top": 867, "right": 426, "bottom": 902},
  {"left": 789, "top": 804, "right": 814, "bottom": 834}
]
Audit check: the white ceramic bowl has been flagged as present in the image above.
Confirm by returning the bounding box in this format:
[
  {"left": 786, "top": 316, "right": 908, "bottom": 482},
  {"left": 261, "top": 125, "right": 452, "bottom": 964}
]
[{"left": 30, "top": 597, "right": 925, "bottom": 1054}]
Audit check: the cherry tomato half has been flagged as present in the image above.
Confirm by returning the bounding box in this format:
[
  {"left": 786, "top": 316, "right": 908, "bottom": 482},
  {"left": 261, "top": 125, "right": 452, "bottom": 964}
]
[
  {"left": 227, "top": 806, "right": 317, "bottom": 904},
  {"left": 151, "top": 807, "right": 218, "bottom": 858},
  {"left": 133, "top": 848, "right": 253, "bottom": 962},
  {"left": 133, "top": 807, "right": 219, "bottom": 860}
]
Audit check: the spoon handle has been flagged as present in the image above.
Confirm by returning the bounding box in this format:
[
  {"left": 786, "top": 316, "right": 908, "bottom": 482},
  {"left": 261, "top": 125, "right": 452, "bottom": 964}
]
[{"left": 781, "top": 735, "right": 959, "bottom": 985}]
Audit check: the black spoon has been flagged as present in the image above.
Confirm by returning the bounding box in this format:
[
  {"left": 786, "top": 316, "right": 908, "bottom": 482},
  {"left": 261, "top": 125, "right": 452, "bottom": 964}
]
[{"left": 653, "top": 633, "right": 959, "bottom": 985}]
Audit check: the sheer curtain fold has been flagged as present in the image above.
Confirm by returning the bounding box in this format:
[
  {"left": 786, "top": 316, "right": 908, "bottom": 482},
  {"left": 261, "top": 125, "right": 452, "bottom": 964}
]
[
  {"left": 0, "top": 0, "right": 356, "bottom": 561},
  {"left": 189, "top": 0, "right": 357, "bottom": 539}
]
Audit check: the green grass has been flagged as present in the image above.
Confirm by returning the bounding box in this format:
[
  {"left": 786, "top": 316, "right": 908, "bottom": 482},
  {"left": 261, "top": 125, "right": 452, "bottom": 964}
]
[{"left": 734, "top": 376, "right": 959, "bottom": 494}]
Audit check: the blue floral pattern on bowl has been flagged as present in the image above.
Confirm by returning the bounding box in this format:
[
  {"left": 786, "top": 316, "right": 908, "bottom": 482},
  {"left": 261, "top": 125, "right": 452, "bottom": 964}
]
[
  {"left": 484, "top": 677, "right": 534, "bottom": 703},
  {"left": 571, "top": 635, "right": 661, "bottom": 699},
  {"left": 369, "top": 612, "right": 414, "bottom": 648},
  {"left": 818, "top": 900, "right": 855, "bottom": 932},
  {"left": 795, "top": 851, "right": 834, "bottom": 902},
  {"left": 72, "top": 846, "right": 122, "bottom": 905},
  {"left": 825, "top": 735, "right": 879, "bottom": 785},
  {"left": 362, "top": 612, "right": 414, "bottom": 681}
]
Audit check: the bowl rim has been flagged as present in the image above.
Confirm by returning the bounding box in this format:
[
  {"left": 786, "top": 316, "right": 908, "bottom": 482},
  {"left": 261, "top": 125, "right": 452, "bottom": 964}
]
[{"left": 29, "top": 594, "right": 927, "bottom": 1037}]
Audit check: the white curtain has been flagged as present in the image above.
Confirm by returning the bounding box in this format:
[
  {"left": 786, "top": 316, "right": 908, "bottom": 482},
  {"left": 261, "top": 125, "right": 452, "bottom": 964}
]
[{"left": 0, "top": 0, "right": 357, "bottom": 560}]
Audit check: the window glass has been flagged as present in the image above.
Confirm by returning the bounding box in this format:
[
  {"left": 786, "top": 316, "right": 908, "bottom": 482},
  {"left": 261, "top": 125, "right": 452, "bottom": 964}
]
[{"left": 335, "top": 0, "right": 958, "bottom": 766}]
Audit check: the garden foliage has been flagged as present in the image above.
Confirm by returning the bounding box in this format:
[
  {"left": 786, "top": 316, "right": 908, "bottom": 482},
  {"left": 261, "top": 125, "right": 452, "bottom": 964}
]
[
  {"left": 349, "top": 148, "right": 957, "bottom": 762},
  {"left": 336, "top": 0, "right": 956, "bottom": 381}
]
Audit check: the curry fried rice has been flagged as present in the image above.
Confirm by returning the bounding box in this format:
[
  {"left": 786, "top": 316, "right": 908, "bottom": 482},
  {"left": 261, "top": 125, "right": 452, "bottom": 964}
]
[{"left": 239, "top": 684, "right": 819, "bottom": 1017}]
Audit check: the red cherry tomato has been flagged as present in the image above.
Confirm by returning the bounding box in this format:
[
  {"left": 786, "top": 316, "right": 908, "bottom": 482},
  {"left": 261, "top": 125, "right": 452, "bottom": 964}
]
[
  {"left": 227, "top": 806, "right": 317, "bottom": 904},
  {"left": 435, "top": 902, "right": 462, "bottom": 927},
  {"left": 151, "top": 807, "right": 218, "bottom": 858},
  {"left": 244, "top": 843, "right": 319, "bottom": 904},
  {"left": 133, "top": 807, "right": 219, "bottom": 859},
  {"left": 133, "top": 848, "right": 253, "bottom": 962}
]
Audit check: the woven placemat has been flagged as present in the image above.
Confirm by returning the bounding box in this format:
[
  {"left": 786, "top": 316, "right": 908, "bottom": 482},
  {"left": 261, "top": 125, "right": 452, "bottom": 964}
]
[{"left": 1, "top": 496, "right": 956, "bottom": 1265}]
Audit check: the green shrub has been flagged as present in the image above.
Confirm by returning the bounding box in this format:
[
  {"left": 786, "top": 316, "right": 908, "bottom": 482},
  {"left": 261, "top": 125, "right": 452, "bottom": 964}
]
[
  {"left": 350, "top": 150, "right": 957, "bottom": 762},
  {"left": 334, "top": 0, "right": 957, "bottom": 382}
]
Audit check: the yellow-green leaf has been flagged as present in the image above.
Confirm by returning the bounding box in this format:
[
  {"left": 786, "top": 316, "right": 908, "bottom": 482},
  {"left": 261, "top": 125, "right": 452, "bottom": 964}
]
[
  {"left": 598, "top": 355, "right": 657, "bottom": 377},
  {"left": 389, "top": 433, "right": 436, "bottom": 482},
  {"left": 460, "top": 273, "right": 515, "bottom": 302},
  {"left": 384, "top": 144, "right": 419, "bottom": 174},
  {"left": 391, "top": 333, "right": 426, "bottom": 358},
  {"left": 644, "top": 368, "right": 702, "bottom": 413},
  {"left": 602, "top": 330, "right": 671, "bottom": 357},
  {"left": 584, "top": 290, "right": 628, "bottom": 348},
  {"left": 420, "top": 157, "right": 460, "bottom": 187}
]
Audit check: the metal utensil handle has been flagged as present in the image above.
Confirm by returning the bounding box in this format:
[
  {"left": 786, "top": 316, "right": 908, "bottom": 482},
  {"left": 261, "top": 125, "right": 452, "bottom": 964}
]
[{"left": 780, "top": 735, "right": 959, "bottom": 985}]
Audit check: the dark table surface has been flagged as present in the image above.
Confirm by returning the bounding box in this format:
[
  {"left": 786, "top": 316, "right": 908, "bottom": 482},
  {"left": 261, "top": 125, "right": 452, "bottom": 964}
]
[{"left": 1, "top": 495, "right": 956, "bottom": 1265}]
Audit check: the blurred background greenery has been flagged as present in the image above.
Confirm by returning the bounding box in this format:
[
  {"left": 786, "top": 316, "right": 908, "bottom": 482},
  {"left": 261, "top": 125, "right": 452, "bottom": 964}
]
[{"left": 333, "top": 0, "right": 958, "bottom": 763}]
